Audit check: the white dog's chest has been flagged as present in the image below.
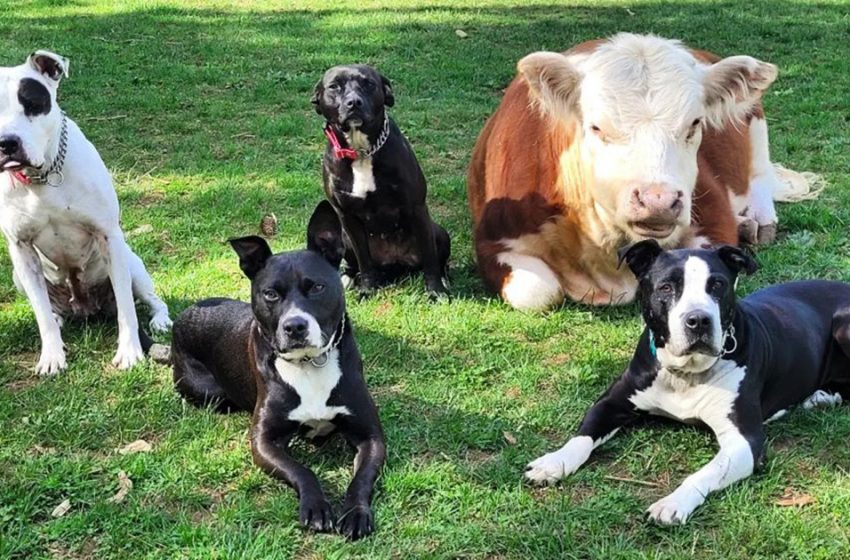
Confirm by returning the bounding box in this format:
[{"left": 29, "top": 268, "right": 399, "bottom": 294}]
[
  {"left": 274, "top": 350, "right": 351, "bottom": 437},
  {"left": 629, "top": 360, "right": 746, "bottom": 424}
]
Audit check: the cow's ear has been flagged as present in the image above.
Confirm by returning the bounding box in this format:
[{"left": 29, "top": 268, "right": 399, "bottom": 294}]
[
  {"left": 617, "top": 239, "right": 663, "bottom": 279},
  {"left": 703, "top": 55, "right": 777, "bottom": 128},
  {"left": 517, "top": 52, "right": 581, "bottom": 121}
]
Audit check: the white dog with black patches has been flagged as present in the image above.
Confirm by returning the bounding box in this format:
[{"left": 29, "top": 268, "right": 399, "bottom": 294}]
[
  {"left": 0, "top": 51, "right": 171, "bottom": 374},
  {"left": 527, "top": 240, "right": 850, "bottom": 524}
]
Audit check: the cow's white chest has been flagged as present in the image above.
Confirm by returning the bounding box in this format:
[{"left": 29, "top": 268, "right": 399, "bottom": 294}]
[
  {"left": 274, "top": 350, "right": 351, "bottom": 436},
  {"left": 629, "top": 359, "right": 745, "bottom": 425},
  {"left": 350, "top": 157, "right": 376, "bottom": 199}
]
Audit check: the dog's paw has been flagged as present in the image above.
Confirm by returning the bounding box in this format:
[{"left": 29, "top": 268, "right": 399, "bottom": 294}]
[
  {"left": 36, "top": 346, "right": 67, "bottom": 376},
  {"left": 737, "top": 217, "right": 759, "bottom": 245},
  {"left": 337, "top": 504, "right": 374, "bottom": 540},
  {"left": 112, "top": 342, "right": 145, "bottom": 370},
  {"left": 524, "top": 436, "right": 593, "bottom": 484},
  {"left": 299, "top": 497, "right": 335, "bottom": 533},
  {"left": 149, "top": 312, "right": 173, "bottom": 334},
  {"left": 757, "top": 223, "right": 777, "bottom": 245},
  {"left": 647, "top": 492, "right": 698, "bottom": 525},
  {"left": 425, "top": 276, "right": 450, "bottom": 301}
]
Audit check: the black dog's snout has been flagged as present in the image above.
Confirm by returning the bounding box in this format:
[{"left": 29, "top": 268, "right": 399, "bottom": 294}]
[
  {"left": 0, "top": 136, "right": 20, "bottom": 156},
  {"left": 684, "top": 311, "right": 712, "bottom": 333},
  {"left": 344, "top": 95, "right": 364, "bottom": 110},
  {"left": 282, "top": 317, "right": 309, "bottom": 338}
]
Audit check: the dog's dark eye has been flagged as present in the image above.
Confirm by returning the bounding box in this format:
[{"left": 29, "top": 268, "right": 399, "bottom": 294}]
[
  {"left": 309, "top": 283, "right": 325, "bottom": 295},
  {"left": 709, "top": 277, "right": 727, "bottom": 294},
  {"left": 327, "top": 83, "right": 340, "bottom": 91},
  {"left": 362, "top": 79, "right": 375, "bottom": 89},
  {"left": 262, "top": 289, "right": 279, "bottom": 302}
]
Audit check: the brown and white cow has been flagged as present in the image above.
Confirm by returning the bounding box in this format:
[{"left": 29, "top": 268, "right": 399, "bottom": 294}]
[{"left": 468, "top": 34, "right": 815, "bottom": 311}]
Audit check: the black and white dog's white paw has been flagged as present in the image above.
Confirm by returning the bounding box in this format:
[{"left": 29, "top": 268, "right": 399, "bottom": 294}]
[
  {"left": 524, "top": 436, "right": 593, "bottom": 484},
  {"left": 646, "top": 490, "right": 701, "bottom": 525}
]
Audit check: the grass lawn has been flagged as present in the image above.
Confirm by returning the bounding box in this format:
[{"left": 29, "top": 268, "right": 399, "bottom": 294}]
[{"left": 2, "top": 0, "right": 850, "bottom": 558}]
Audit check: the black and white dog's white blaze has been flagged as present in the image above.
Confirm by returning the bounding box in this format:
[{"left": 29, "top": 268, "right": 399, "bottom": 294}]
[{"left": 526, "top": 240, "right": 850, "bottom": 525}]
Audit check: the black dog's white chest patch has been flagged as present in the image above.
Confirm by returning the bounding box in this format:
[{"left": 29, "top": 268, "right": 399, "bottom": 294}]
[
  {"left": 629, "top": 358, "right": 746, "bottom": 425},
  {"left": 274, "top": 349, "right": 351, "bottom": 437}
]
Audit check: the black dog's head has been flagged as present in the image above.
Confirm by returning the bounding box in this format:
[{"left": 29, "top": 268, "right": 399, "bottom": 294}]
[
  {"left": 311, "top": 64, "right": 394, "bottom": 133},
  {"left": 229, "top": 201, "right": 345, "bottom": 360},
  {"left": 618, "top": 240, "right": 758, "bottom": 373}
]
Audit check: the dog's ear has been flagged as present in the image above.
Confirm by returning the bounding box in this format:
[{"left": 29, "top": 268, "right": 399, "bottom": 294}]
[
  {"left": 229, "top": 236, "right": 273, "bottom": 280},
  {"left": 617, "top": 239, "right": 663, "bottom": 279},
  {"left": 311, "top": 79, "right": 323, "bottom": 114},
  {"left": 717, "top": 245, "right": 759, "bottom": 276},
  {"left": 380, "top": 74, "right": 395, "bottom": 107},
  {"left": 307, "top": 200, "right": 344, "bottom": 269},
  {"left": 27, "top": 50, "right": 69, "bottom": 82}
]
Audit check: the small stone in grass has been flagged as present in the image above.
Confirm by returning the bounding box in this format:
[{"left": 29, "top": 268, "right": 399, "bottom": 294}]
[
  {"left": 149, "top": 343, "right": 171, "bottom": 365},
  {"left": 455, "top": 29, "right": 468, "bottom": 38},
  {"left": 118, "top": 439, "right": 152, "bottom": 455},
  {"left": 51, "top": 499, "right": 71, "bottom": 518},
  {"left": 107, "top": 471, "right": 133, "bottom": 503}
]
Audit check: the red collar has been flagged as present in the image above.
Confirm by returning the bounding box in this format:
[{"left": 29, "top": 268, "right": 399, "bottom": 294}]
[
  {"left": 323, "top": 124, "right": 358, "bottom": 161},
  {"left": 11, "top": 170, "right": 31, "bottom": 185}
]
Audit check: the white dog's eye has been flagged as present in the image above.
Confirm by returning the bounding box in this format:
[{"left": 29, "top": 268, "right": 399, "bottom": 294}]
[{"left": 262, "top": 289, "right": 279, "bottom": 302}]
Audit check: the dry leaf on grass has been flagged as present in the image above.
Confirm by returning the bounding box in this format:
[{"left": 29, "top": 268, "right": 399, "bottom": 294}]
[
  {"left": 775, "top": 487, "right": 815, "bottom": 507},
  {"left": 51, "top": 499, "right": 71, "bottom": 518},
  {"left": 107, "top": 471, "right": 133, "bottom": 503},
  {"left": 118, "top": 439, "right": 152, "bottom": 455},
  {"left": 503, "top": 431, "right": 517, "bottom": 445},
  {"left": 455, "top": 29, "right": 468, "bottom": 38}
]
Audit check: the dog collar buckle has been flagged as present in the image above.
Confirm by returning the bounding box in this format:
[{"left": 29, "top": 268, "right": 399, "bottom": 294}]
[
  {"left": 308, "top": 353, "right": 329, "bottom": 367},
  {"left": 323, "top": 125, "right": 358, "bottom": 160}
]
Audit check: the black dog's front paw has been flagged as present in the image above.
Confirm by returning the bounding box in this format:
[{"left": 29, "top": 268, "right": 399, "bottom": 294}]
[
  {"left": 299, "top": 496, "right": 336, "bottom": 533},
  {"left": 356, "top": 272, "right": 380, "bottom": 298},
  {"left": 337, "top": 504, "right": 375, "bottom": 540},
  {"left": 425, "top": 275, "right": 450, "bottom": 301}
]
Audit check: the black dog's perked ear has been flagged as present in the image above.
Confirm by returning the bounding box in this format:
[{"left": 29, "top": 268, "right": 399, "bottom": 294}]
[
  {"left": 717, "top": 245, "right": 759, "bottom": 276},
  {"left": 617, "top": 239, "right": 663, "bottom": 279},
  {"left": 311, "top": 79, "right": 323, "bottom": 114},
  {"left": 380, "top": 74, "right": 394, "bottom": 107},
  {"left": 27, "top": 50, "right": 69, "bottom": 82},
  {"left": 307, "top": 200, "right": 344, "bottom": 269},
  {"left": 229, "top": 236, "right": 273, "bottom": 280}
]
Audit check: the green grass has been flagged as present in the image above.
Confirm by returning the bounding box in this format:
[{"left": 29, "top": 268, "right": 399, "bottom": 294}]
[{"left": 2, "top": 0, "right": 850, "bottom": 558}]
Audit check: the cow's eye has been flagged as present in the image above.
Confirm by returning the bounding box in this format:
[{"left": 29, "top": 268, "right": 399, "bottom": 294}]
[
  {"left": 262, "top": 289, "right": 279, "bottom": 302},
  {"left": 686, "top": 118, "right": 703, "bottom": 141}
]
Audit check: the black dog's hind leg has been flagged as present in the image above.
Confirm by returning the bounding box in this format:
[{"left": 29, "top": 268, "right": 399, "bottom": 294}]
[
  {"left": 412, "top": 205, "right": 448, "bottom": 297},
  {"left": 171, "top": 347, "right": 239, "bottom": 413},
  {"left": 434, "top": 222, "right": 451, "bottom": 287}
]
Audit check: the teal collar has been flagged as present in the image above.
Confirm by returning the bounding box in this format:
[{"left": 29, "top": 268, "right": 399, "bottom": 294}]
[{"left": 648, "top": 330, "right": 657, "bottom": 357}]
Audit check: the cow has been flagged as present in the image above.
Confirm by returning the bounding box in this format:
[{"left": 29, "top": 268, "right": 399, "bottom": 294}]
[{"left": 467, "top": 34, "right": 818, "bottom": 311}]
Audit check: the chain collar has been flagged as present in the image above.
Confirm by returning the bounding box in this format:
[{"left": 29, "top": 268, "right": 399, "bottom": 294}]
[
  {"left": 275, "top": 316, "right": 346, "bottom": 368},
  {"left": 357, "top": 113, "right": 390, "bottom": 159},
  {"left": 14, "top": 112, "right": 69, "bottom": 187}
]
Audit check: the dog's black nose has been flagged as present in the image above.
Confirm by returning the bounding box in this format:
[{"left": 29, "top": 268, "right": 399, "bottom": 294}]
[
  {"left": 0, "top": 136, "right": 20, "bottom": 156},
  {"left": 344, "top": 96, "right": 363, "bottom": 109},
  {"left": 684, "top": 311, "right": 712, "bottom": 333},
  {"left": 282, "top": 317, "right": 309, "bottom": 338}
]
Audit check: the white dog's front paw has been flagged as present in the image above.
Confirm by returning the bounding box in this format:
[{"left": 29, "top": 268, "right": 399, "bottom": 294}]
[
  {"left": 525, "top": 436, "right": 593, "bottom": 484},
  {"left": 36, "top": 345, "right": 67, "bottom": 376},
  {"left": 112, "top": 341, "right": 145, "bottom": 370},
  {"left": 647, "top": 491, "right": 700, "bottom": 525},
  {"left": 149, "top": 312, "right": 172, "bottom": 334}
]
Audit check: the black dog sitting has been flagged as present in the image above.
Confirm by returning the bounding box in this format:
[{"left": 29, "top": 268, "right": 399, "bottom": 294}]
[
  {"left": 312, "top": 64, "right": 450, "bottom": 298},
  {"left": 526, "top": 240, "right": 850, "bottom": 524},
  {"left": 170, "top": 201, "right": 386, "bottom": 540}
]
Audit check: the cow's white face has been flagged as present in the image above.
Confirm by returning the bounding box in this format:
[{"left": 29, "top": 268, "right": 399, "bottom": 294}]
[
  {"left": 0, "top": 51, "right": 68, "bottom": 173},
  {"left": 519, "top": 34, "right": 777, "bottom": 247}
]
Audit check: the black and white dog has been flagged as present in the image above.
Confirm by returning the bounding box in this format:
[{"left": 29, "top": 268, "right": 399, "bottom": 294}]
[
  {"left": 170, "top": 201, "right": 386, "bottom": 540},
  {"left": 526, "top": 240, "right": 850, "bottom": 524},
  {"left": 312, "top": 64, "right": 450, "bottom": 298},
  {"left": 0, "top": 51, "right": 171, "bottom": 374}
]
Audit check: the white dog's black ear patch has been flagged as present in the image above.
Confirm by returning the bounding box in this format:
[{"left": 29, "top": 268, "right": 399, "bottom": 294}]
[
  {"left": 28, "top": 50, "right": 70, "bottom": 82},
  {"left": 18, "top": 79, "right": 52, "bottom": 116}
]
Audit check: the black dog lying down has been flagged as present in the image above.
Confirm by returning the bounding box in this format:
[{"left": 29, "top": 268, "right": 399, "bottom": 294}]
[
  {"left": 171, "top": 201, "right": 386, "bottom": 540},
  {"left": 526, "top": 240, "right": 850, "bottom": 524},
  {"left": 312, "top": 64, "right": 450, "bottom": 298}
]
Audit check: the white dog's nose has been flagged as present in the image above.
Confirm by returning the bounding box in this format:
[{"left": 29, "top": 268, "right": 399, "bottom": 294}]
[{"left": 0, "top": 135, "right": 20, "bottom": 156}]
